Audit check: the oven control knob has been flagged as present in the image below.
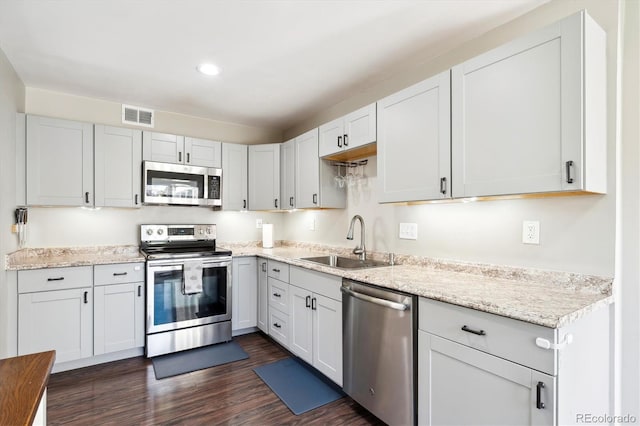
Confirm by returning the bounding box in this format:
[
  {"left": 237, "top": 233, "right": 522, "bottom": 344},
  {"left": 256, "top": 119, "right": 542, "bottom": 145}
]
[
  {"left": 199, "top": 229, "right": 204, "bottom": 235},
  {"left": 206, "top": 227, "right": 212, "bottom": 234},
  {"left": 146, "top": 229, "right": 153, "bottom": 236},
  {"left": 157, "top": 229, "right": 164, "bottom": 235}
]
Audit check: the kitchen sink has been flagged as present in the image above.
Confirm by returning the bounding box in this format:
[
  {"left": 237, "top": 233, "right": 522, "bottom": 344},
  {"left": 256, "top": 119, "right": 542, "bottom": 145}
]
[{"left": 300, "top": 255, "right": 390, "bottom": 270}]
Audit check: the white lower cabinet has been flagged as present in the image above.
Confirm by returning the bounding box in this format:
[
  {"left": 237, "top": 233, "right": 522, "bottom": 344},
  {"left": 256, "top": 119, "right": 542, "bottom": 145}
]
[
  {"left": 93, "top": 263, "right": 145, "bottom": 355},
  {"left": 19, "top": 287, "right": 93, "bottom": 363},
  {"left": 257, "top": 258, "right": 269, "bottom": 334},
  {"left": 419, "top": 331, "right": 555, "bottom": 425},
  {"left": 289, "top": 266, "right": 342, "bottom": 386},
  {"left": 18, "top": 266, "right": 94, "bottom": 364},
  {"left": 418, "top": 298, "right": 611, "bottom": 426},
  {"left": 232, "top": 257, "right": 258, "bottom": 331}
]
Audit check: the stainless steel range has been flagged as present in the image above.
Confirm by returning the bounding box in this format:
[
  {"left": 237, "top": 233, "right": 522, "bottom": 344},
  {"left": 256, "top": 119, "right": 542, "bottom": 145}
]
[{"left": 140, "top": 224, "right": 232, "bottom": 357}]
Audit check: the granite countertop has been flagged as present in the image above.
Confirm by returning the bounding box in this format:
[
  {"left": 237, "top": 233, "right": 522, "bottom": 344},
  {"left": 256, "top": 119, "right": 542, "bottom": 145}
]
[
  {"left": 5, "top": 246, "right": 145, "bottom": 270},
  {"left": 224, "top": 243, "right": 613, "bottom": 329},
  {"left": 6, "top": 242, "right": 613, "bottom": 329}
]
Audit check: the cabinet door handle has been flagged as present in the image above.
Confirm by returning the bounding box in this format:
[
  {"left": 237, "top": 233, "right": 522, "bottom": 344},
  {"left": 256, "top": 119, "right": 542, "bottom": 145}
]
[
  {"left": 261, "top": 262, "right": 267, "bottom": 272},
  {"left": 305, "top": 295, "right": 311, "bottom": 308},
  {"left": 273, "top": 323, "right": 282, "bottom": 329},
  {"left": 47, "top": 277, "right": 64, "bottom": 282},
  {"left": 178, "top": 152, "right": 182, "bottom": 162},
  {"left": 186, "top": 152, "right": 190, "bottom": 163},
  {"left": 290, "top": 196, "right": 294, "bottom": 207},
  {"left": 343, "top": 134, "right": 349, "bottom": 146},
  {"left": 83, "top": 291, "right": 88, "bottom": 304},
  {"left": 337, "top": 135, "right": 342, "bottom": 148},
  {"left": 566, "top": 160, "right": 574, "bottom": 184},
  {"left": 113, "top": 272, "right": 128, "bottom": 276},
  {"left": 312, "top": 193, "right": 318, "bottom": 204},
  {"left": 440, "top": 177, "right": 447, "bottom": 195},
  {"left": 135, "top": 194, "right": 139, "bottom": 205},
  {"left": 536, "top": 381, "right": 546, "bottom": 409},
  {"left": 85, "top": 192, "right": 90, "bottom": 204},
  {"left": 273, "top": 293, "right": 281, "bottom": 298},
  {"left": 311, "top": 297, "right": 317, "bottom": 310},
  {"left": 272, "top": 268, "right": 280, "bottom": 273},
  {"left": 461, "top": 325, "right": 486, "bottom": 336},
  {"left": 138, "top": 285, "right": 142, "bottom": 297},
  {"left": 243, "top": 199, "right": 247, "bottom": 209},
  {"left": 274, "top": 198, "right": 278, "bottom": 208}
]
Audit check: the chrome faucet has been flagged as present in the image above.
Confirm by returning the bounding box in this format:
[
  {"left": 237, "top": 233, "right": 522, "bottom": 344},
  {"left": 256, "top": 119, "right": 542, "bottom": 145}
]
[{"left": 346, "top": 215, "right": 366, "bottom": 261}]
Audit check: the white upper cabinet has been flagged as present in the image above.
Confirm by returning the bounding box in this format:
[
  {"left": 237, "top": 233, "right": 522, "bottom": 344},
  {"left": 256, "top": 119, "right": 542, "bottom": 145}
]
[
  {"left": 249, "top": 143, "right": 280, "bottom": 210},
  {"left": 377, "top": 72, "right": 451, "bottom": 203},
  {"left": 295, "top": 128, "right": 345, "bottom": 209},
  {"left": 143, "top": 132, "right": 221, "bottom": 167},
  {"left": 221, "top": 143, "right": 248, "bottom": 211},
  {"left": 280, "top": 139, "right": 296, "bottom": 210},
  {"left": 26, "top": 116, "right": 94, "bottom": 207},
  {"left": 184, "top": 137, "right": 222, "bottom": 168},
  {"left": 451, "top": 11, "right": 606, "bottom": 198},
  {"left": 94, "top": 125, "right": 142, "bottom": 208},
  {"left": 319, "top": 103, "right": 376, "bottom": 158}
]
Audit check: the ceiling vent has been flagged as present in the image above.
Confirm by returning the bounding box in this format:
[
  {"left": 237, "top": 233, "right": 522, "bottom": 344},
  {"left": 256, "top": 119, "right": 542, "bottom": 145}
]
[{"left": 122, "top": 104, "right": 154, "bottom": 128}]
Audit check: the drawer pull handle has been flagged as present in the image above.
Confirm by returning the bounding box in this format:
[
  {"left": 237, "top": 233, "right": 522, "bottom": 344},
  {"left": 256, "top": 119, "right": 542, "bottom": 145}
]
[
  {"left": 566, "top": 160, "right": 574, "bottom": 184},
  {"left": 113, "top": 272, "right": 128, "bottom": 276},
  {"left": 272, "top": 268, "right": 280, "bottom": 273},
  {"left": 47, "top": 277, "right": 65, "bottom": 282},
  {"left": 536, "top": 381, "right": 546, "bottom": 409},
  {"left": 273, "top": 293, "right": 281, "bottom": 298},
  {"left": 461, "top": 325, "right": 486, "bottom": 336},
  {"left": 273, "top": 323, "right": 282, "bottom": 329}
]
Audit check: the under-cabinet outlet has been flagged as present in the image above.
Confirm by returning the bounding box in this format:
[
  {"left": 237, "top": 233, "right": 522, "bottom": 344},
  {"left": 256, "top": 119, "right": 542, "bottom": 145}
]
[
  {"left": 256, "top": 218, "right": 263, "bottom": 229},
  {"left": 399, "top": 223, "right": 418, "bottom": 240},
  {"left": 522, "top": 220, "right": 540, "bottom": 244}
]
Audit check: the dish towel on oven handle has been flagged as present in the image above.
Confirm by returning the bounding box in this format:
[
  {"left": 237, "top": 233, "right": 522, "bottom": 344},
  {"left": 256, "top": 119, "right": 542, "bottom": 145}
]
[{"left": 182, "top": 260, "right": 204, "bottom": 294}]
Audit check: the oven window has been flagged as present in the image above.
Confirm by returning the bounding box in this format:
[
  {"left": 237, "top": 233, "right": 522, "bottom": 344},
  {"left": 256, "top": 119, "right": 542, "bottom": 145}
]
[
  {"left": 146, "top": 170, "right": 204, "bottom": 199},
  {"left": 152, "top": 265, "right": 227, "bottom": 326}
]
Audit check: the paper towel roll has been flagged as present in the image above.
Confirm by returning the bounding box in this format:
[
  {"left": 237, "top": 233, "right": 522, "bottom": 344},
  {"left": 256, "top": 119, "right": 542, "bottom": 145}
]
[{"left": 262, "top": 224, "right": 274, "bottom": 248}]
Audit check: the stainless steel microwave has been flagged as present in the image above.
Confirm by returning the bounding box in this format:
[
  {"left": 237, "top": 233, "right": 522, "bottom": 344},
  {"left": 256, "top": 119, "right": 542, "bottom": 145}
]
[{"left": 142, "top": 161, "right": 222, "bottom": 207}]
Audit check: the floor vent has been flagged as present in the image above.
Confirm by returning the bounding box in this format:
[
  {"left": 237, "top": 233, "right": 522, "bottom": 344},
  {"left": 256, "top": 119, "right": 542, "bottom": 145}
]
[{"left": 122, "top": 104, "right": 154, "bottom": 128}]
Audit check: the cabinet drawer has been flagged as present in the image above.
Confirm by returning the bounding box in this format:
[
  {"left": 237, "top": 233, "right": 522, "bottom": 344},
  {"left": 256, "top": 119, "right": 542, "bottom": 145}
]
[
  {"left": 268, "top": 308, "right": 289, "bottom": 348},
  {"left": 419, "top": 298, "right": 556, "bottom": 375},
  {"left": 18, "top": 266, "right": 93, "bottom": 293},
  {"left": 268, "top": 277, "right": 289, "bottom": 312},
  {"left": 267, "top": 260, "right": 289, "bottom": 282},
  {"left": 94, "top": 263, "right": 145, "bottom": 286},
  {"left": 289, "top": 266, "right": 341, "bottom": 300}
]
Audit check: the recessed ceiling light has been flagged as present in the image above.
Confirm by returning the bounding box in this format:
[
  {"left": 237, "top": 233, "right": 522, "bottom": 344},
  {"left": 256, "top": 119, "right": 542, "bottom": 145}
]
[{"left": 197, "top": 63, "right": 220, "bottom": 76}]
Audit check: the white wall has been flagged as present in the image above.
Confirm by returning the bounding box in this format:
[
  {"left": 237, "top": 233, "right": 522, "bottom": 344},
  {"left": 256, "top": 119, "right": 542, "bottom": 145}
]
[
  {"left": 615, "top": 0, "right": 640, "bottom": 419},
  {"left": 26, "top": 87, "right": 282, "bottom": 145},
  {"left": 282, "top": 1, "right": 619, "bottom": 277},
  {"left": 0, "top": 46, "right": 25, "bottom": 358},
  {"left": 25, "top": 207, "right": 285, "bottom": 247}
]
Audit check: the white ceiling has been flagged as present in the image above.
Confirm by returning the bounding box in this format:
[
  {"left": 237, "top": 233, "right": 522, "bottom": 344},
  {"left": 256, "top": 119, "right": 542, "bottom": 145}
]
[{"left": 0, "top": 0, "right": 548, "bottom": 130}]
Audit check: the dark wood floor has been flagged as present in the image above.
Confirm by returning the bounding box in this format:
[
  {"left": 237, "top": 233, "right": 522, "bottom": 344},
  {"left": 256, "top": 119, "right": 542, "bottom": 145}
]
[{"left": 47, "top": 332, "right": 384, "bottom": 425}]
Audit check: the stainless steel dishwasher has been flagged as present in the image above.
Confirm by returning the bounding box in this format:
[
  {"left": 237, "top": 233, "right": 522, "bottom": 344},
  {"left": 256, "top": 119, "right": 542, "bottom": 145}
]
[{"left": 341, "top": 279, "right": 417, "bottom": 426}]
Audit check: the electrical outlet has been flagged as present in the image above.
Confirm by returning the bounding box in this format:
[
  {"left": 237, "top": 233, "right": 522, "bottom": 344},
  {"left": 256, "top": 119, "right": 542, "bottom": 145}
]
[
  {"left": 399, "top": 223, "right": 418, "bottom": 240},
  {"left": 522, "top": 220, "right": 540, "bottom": 244},
  {"left": 256, "top": 218, "right": 263, "bottom": 229},
  {"left": 308, "top": 219, "right": 315, "bottom": 231}
]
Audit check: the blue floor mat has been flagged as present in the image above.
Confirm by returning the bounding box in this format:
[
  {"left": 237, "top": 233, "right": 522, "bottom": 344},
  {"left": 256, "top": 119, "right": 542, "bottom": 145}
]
[
  {"left": 253, "top": 357, "right": 345, "bottom": 415},
  {"left": 152, "top": 340, "right": 248, "bottom": 379}
]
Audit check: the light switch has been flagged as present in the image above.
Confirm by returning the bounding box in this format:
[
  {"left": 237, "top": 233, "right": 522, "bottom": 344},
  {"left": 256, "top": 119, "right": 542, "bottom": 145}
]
[{"left": 399, "top": 223, "right": 418, "bottom": 240}]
